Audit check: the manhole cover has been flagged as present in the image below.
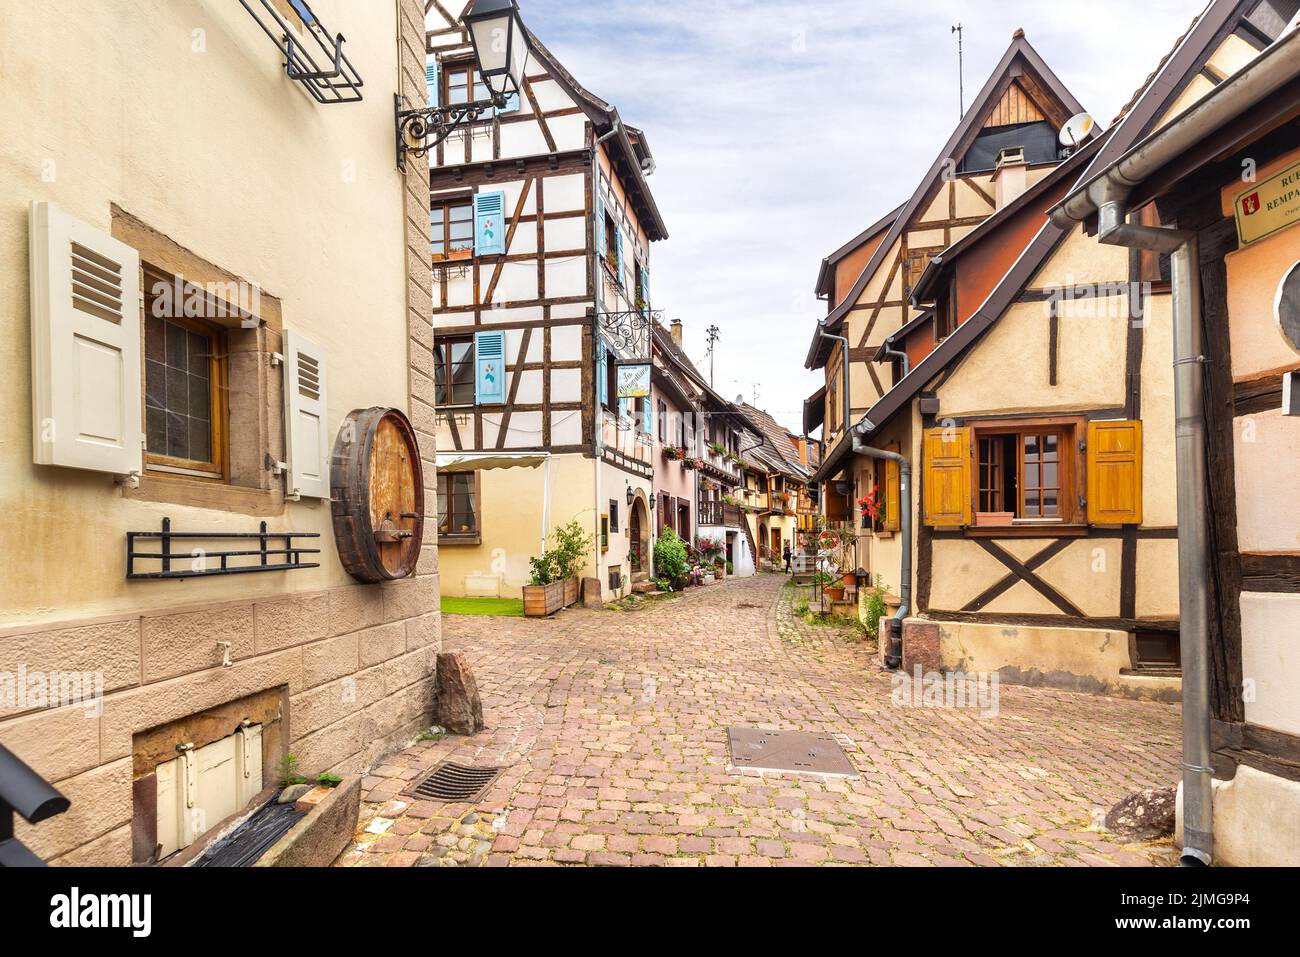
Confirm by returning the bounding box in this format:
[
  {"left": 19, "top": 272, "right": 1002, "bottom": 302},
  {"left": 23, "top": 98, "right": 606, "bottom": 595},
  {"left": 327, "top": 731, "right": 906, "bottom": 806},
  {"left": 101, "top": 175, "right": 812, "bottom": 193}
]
[
  {"left": 403, "top": 762, "right": 501, "bottom": 802},
  {"left": 727, "top": 727, "right": 858, "bottom": 777}
]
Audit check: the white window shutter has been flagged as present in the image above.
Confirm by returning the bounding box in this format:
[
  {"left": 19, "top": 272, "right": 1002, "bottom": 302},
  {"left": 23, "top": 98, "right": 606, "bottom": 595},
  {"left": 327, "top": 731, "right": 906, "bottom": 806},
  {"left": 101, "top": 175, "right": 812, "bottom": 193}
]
[
  {"left": 283, "top": 331, "right": 330, "bottom": 500},
  {"left": 29, "top": 201, "right": 143, "bottom": 478}
]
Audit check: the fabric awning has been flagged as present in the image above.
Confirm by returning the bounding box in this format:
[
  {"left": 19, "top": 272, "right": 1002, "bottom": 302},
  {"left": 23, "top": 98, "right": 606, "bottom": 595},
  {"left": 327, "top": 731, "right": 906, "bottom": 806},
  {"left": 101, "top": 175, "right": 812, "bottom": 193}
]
[{"left": 435, "top": 452, "right": 549, "bottom": 474}]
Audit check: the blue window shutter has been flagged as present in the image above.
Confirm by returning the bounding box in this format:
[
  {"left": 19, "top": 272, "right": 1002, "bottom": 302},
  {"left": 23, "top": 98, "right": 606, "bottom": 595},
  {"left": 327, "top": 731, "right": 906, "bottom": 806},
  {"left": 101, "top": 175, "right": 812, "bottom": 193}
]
[
  {"left": 426, "top": 59, "right": 438, "bottom": 107},
  {"left": 596, "top": 338, "right": 608, "bottom": 408},
  {"left": 474, "top": 191, "right": 507, "bottom": 256},
  {"left": 641, "top": 264, "right": 650, "bottom": 317},
  {"left": 615, "top": 227, "right": 624, "bottom": 275},
  {"left": 594, "top": 196, "right": 606, "bottom": 261},
  {"left": 475, "top": 331, "right": 506, "bottom": 405}
]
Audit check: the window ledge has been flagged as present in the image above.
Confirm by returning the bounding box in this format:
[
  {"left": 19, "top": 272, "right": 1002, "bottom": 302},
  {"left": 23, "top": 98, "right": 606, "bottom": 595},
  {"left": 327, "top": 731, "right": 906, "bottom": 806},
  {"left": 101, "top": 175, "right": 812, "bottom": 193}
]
[
  {"left": 963, "top": 524, "right": 1089, "bottom": 538},
  {"left": 125, "top": 474, "right": 283, "bottom": 518},
  {"left": 438, "top": 534, "right": 482, "bottom": 547}
]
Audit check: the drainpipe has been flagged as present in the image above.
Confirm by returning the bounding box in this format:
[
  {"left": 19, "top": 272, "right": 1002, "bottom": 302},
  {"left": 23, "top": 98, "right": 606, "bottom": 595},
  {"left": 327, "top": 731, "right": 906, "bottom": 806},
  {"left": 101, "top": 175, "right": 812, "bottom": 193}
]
[
  {"left": 882, "top": 335, "right": 910, "bottom": 379},
  {"left": 851, "top": 423, "right": 910, "bottom": 670},
  {"left": 1091, "top": 186, "right": 1213, "bottom": 868}
]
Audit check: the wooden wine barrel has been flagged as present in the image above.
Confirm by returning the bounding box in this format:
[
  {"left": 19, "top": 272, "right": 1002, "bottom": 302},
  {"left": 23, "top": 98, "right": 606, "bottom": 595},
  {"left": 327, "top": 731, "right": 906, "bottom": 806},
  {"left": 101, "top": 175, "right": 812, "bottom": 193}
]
[{"left": 330, "top": 407, "right": 425, "bottom": 584}]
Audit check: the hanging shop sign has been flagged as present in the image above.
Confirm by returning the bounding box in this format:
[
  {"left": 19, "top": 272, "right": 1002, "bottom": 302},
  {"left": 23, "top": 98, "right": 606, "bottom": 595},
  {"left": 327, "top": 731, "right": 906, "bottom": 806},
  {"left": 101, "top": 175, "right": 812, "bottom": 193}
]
[
  {"left": 616, "top": 362, "right": 652, "bottom": 399},
  {"left": 1234, "top": 160, "right": 1300, "bottom": 247}
]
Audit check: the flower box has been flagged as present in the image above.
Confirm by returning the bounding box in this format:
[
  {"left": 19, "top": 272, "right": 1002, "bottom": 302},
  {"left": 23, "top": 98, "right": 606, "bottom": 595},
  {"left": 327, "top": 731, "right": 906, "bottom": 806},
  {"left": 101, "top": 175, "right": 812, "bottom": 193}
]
[
  {"left": 974, "top": 511, "right": 1015, "bottom": 528},
  {"left": 523, "top": 580, "right": 567, "bottom": 618},
  {"left": 563, "top": 576, "right": 580, "bottom": 607}
]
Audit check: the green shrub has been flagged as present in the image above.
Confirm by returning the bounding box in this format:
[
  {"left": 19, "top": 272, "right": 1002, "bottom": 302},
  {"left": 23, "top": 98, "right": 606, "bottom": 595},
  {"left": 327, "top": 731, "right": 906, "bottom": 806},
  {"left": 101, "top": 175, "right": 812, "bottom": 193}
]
[
  {"left": 863, "top": 574, "right": 888, "bottom": 637},
  {"left": 277, "top": 753, "right": 307, "bottom": 789},
  {"left": 551, "top": 520, "right": 594, "bottom": 580},
  {"left": 654, "top": 528, "right": 691, "bottom": 588}
]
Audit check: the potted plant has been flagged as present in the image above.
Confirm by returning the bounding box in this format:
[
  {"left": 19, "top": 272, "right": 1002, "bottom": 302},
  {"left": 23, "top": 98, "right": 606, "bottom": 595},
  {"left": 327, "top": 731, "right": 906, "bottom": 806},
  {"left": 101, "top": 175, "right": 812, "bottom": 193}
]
[
  {"left": 550, "top": 520, "right": 594, "bottom": 606},
  {"left": 708, "top": 441, "right": 727, "bottom": 457},
  {"left": 814, "top": 569, "right": 843, "bottom": 601},
  {"left": 523, "top": 553, "right": 566, "bottom": 618},
  {"left": 663, "top": 445, "right": 683, "bottom": 461},
  {"left": 713, "top": 558, "right": 725, "bottom": 580},
  {"left": 682, "top": 455, "right": 700, "bottom": 470}
]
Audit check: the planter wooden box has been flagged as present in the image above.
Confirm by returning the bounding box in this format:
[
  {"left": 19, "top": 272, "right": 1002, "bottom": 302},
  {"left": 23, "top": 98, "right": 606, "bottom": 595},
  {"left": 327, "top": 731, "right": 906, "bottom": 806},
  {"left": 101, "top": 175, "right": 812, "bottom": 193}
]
[
  {"left": 974, "top": 511, "right": 1015, "bottom": 528},
  {"left": 524, "top": 580, "right": 567, "bottom": 618},
  {"left": 563, "top": 576, "right": 579, "bottom": 607}
]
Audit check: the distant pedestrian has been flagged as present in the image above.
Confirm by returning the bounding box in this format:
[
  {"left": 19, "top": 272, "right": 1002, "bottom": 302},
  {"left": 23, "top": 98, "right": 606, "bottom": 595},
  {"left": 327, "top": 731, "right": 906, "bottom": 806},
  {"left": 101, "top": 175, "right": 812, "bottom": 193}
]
[{"left": 783, "top": 544, "right": 792, "bottom": 575}]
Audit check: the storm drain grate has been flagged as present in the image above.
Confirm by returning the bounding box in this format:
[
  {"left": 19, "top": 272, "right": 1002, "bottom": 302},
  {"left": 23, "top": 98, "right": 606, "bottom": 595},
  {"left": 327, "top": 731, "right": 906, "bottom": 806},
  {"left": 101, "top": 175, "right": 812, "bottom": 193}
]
[
  {"left": 404, "top": 762, "right": 501, "bottom": 802},
  {"left": 727, "top": 727, "right": 858, "bottom": 777}
]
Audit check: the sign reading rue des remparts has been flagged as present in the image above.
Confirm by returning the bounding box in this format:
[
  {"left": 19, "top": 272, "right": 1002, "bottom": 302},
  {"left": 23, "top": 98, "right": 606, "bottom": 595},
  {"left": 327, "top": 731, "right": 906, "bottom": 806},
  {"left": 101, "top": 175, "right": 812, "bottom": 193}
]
[{"left": 1234, "top": 160, "right": 1300, "bottom": 246}]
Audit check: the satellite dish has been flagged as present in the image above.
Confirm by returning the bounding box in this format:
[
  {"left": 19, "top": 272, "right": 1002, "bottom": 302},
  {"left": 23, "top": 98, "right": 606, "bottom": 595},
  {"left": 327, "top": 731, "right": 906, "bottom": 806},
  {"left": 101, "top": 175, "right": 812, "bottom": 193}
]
[
  {"left": 1276, "top": 261, "right": 1300, "bottom": 354},
  {"left": 1059, "top": 112, "right": 1096, "bottom": 148}
]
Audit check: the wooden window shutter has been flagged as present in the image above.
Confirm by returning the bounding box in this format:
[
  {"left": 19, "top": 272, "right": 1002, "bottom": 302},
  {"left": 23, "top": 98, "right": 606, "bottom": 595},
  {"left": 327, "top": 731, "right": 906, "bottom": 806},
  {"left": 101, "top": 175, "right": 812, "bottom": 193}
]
[
  {"left": 283, "top": 331, "right": 330, "bottom": 500},
  {"left": 615, "top": 227, "right": 625, "bottom": 274},
  {"left": 923, "top": 427, "right": 972, "bottom": 527},
  {"left": 595, "top": 196, "right": 607, "bottom": 260},
  {"left": 1087, "top": 420, "right": 1143, "bottom": 525},
  {"left": 425, "top": 59, "right": 438, "bottom": 107},
  {"left": 473, "top": 191, "right": 506, "bottom": 256},
  {"left": 595, "top": 337, "right": 608, "bottom": 408},
  {"left": 474, "top": 330, "right": 506, "bottom": 405},
  {"left": 884, "top": 457, "right": 901, "bottom": 532},
  {"left": 29, "top": 201, "right": 144, "bottom": 479}
]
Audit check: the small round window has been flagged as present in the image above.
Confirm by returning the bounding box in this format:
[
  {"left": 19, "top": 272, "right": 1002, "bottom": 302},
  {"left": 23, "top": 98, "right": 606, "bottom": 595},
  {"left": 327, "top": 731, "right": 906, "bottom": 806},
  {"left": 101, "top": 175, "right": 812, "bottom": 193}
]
[{"left": 1279, "top": 261, "right": 1300, "bottom": 354}]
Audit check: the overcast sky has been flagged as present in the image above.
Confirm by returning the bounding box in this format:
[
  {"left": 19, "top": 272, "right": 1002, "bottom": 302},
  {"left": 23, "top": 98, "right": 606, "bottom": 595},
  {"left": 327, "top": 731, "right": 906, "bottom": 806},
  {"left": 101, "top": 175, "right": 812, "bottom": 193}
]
[{"left": 517, "top": 0, "right": 1202, "bottom": 434}]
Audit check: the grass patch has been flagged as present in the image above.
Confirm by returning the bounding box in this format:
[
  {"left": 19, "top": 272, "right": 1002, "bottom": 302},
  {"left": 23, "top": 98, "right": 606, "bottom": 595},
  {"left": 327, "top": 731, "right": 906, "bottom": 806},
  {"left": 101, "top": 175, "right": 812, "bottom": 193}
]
[{"left": 441, "top": 596, "right": 525, "bottom": 618}]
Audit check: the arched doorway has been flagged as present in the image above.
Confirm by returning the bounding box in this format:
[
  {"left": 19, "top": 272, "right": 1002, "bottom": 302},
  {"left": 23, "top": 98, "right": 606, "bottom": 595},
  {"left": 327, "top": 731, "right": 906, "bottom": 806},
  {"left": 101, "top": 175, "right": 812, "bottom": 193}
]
[
  {"left": 629, "top": 497, "right": 650, "bottom": 577},
  {"left": 758, "top": 523, "right": 768, "bottom": 564}
]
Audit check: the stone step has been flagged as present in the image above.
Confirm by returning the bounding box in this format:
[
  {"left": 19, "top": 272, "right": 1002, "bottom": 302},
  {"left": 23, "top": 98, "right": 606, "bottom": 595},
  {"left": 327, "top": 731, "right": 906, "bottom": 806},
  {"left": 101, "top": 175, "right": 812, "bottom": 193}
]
[{"left": 631, "top": 580, "right": 658, "bottom": 595}]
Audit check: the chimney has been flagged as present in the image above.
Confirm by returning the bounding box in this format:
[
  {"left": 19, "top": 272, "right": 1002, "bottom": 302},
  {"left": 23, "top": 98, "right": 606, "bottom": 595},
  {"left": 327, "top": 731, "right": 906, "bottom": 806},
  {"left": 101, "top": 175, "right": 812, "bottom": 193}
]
[
  {"left": 992, "top": 146, "right": 1029, "bottom": 210},
  {"left": 670, "top": 318, "right": 683, "bottom": 346}
]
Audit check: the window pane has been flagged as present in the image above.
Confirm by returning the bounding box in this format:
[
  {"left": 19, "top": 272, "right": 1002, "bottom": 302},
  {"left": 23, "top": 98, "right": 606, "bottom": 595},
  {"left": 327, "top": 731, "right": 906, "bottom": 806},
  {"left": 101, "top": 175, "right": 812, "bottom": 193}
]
[
  {"left": 1025, "top": 463, "right": 1039, "bottom": 488},
  {"left": 1043, "top": 463, "right": 1058, "bottom": 489},
  {"left": 1024, "top": 434, "right": 1040, "bottom": 457},
  {"left": 430, "top": 209, "right": 445, "bottom": 229},
  {"left": 146, "top": 359, "right": 166, "bottom": 411},
  {"left": 434, "top": 344, "right": 447, "bottom": 405},
  {"left": 450, "top": 204, "right": 473, "bottom": 223},
  {"left": 146, "top": 314, "right": 165, "bottom": 362},
  {"left": 1025, "top": 489, "right": 1040, "bottom": 515},
  {"left": 166, "top": 321, "right": 188, "bottom": 370},
  {"left": 166, "top": 411, "right": 188, "bottom": 460}
]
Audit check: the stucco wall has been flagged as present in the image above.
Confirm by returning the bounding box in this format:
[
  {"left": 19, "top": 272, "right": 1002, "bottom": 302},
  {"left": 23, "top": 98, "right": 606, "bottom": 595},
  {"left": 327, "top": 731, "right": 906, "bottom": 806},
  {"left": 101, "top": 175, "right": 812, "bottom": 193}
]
[
  {"left": 937, "top": 620, "right": 1179, "bottom": 702},
  {"left": 0, "top": 0, "right": 440, "bottom": 865},
  {"left": 0, "top": 0, "right": 411, "bottom": 622}
]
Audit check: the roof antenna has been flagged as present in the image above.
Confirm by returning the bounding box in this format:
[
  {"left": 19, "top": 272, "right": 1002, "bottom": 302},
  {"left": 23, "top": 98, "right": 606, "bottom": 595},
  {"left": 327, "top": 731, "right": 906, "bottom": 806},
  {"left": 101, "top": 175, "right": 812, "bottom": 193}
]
[
  {"left": 952, "top": 23, "right": 965, "bottom": 119},
  {"left": 705, "top": 324, "right": 720, "bottom": 387}
]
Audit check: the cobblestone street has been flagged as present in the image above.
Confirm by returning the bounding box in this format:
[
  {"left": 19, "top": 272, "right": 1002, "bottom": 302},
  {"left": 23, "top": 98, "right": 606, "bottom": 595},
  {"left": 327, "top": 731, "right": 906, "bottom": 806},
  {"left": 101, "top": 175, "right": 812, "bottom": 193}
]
[{"left": 339, "top": 574, "right": 1181, "bottom": 867}]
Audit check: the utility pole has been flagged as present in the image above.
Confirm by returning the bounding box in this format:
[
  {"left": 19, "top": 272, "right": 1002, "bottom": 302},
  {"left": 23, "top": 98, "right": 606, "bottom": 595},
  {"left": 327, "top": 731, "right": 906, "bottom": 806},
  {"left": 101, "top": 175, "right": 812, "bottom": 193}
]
[
  {"left": 705, "top": 324, "right": 720, "bottom": 387},
  {"left": 952, "top": 23, "right": 965, "bottom": 119}
]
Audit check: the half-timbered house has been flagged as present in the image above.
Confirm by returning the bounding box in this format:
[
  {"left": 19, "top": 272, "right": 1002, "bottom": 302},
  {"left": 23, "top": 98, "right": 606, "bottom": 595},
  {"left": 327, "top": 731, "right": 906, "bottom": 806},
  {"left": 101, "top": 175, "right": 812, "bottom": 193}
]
[
  {"left": 809, "top": 2, "right": 1297, "bottom": 701},
  {"left": 1052, "top": 4, "right": 1300, "bottom": 866},
  {"left": 649, "top": 321, "right": 759, "bottom": 576},
  {"left": 425, "top": 3, "right": 668, "bottom": 602}
]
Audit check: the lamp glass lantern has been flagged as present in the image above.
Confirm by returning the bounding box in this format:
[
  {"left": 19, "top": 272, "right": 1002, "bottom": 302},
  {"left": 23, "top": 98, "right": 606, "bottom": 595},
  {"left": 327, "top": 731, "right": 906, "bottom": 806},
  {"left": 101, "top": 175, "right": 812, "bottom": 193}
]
[
  {"left": 464, "top": 0, "right": 529, "bottom": 100},
  {"left": 626, "top": 486, "right": 635, "bottom": 507}
]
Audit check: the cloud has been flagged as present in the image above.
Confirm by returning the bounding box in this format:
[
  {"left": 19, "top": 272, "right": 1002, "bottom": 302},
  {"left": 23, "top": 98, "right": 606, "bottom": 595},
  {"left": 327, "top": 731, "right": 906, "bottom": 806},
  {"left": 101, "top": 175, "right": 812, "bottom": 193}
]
[{"left": 517, "top": 0, "right": 1201, "bottom": 432}]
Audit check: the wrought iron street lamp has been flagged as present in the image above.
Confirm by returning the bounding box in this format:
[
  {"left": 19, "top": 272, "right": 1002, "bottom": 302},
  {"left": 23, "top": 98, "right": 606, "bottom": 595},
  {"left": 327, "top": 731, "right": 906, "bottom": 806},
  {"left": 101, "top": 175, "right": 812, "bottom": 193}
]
[
  {"left": 626, "top": 486, "right": 635, "bottom": 507},
  {"left": 394, "top": 0, "right": 530, "bottom": 169}
]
